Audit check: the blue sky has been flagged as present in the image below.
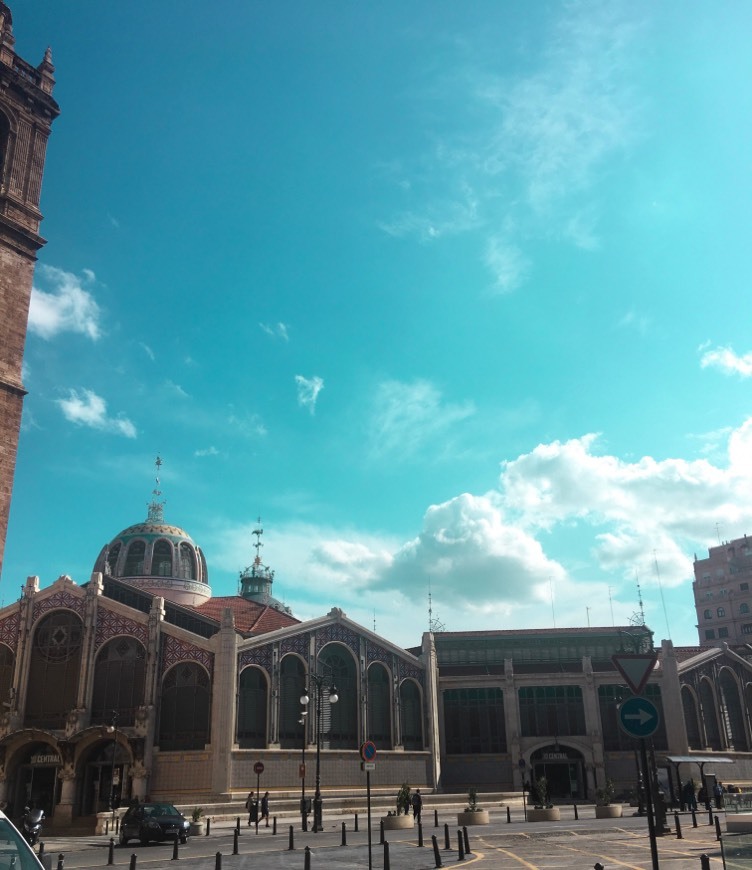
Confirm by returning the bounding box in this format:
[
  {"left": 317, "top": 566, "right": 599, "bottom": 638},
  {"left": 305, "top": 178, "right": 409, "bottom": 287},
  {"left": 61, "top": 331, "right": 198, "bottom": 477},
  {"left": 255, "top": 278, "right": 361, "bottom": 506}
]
[{"left": 4, "top": 0, "right": 752, "bottom": 647}]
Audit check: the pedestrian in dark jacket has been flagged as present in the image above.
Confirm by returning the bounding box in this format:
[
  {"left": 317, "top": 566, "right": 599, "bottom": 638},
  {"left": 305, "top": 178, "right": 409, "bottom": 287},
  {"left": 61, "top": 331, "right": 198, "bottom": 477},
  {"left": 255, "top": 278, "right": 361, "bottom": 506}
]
[
  {"left": 260, "top": 791, "right": 270, "bottom": 827},
  {"left": 411, "top": 789, "right": 422, "bottom": 823}
]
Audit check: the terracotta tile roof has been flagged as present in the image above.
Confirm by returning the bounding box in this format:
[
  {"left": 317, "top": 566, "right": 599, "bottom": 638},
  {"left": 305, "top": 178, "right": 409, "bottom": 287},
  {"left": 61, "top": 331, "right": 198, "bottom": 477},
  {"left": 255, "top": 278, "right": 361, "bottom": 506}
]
[
  {"left": 672, "top": 645, "right": 710, "bottom": 662},
  {"left": 192, "top": 596, "right": 300, "bottom": 635}
]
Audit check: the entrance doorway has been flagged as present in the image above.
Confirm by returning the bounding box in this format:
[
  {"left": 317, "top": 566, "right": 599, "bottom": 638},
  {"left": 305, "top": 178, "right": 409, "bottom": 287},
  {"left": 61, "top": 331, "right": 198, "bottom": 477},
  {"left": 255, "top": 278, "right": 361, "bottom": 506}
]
[
  {"left": 10, "top": 743, "right": 61, "bottom": 820},
  {"left": 78, "top": 741, "right": 131, "bottom": 817},
  {"left": 530, "top": 745, "right": 587, "bottom": 801}
]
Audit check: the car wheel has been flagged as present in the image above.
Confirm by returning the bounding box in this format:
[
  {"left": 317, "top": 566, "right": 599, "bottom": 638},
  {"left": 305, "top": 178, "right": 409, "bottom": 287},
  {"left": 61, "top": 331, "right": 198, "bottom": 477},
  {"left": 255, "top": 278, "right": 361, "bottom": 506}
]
[
  {"left": 180, "top": 834, "right": 187, "bottom": 844},
  {"left": 140, "top": 833, "right": 150, "bottom": 847},
  {"left": 119, "top": 832, "right": 128, "bottom": 846}
]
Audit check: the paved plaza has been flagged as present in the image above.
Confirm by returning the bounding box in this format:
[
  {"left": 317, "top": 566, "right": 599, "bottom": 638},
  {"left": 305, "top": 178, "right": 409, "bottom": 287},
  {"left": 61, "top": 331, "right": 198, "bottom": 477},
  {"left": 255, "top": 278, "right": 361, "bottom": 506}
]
[{"left": 33, "top": 807, "right": 735, "bottom": 870}]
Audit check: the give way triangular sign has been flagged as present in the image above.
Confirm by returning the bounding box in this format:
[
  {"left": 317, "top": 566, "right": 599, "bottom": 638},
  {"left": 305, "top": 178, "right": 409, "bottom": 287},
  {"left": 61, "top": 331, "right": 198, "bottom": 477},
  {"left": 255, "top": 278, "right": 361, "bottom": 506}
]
[{"left": 611, "top": 653, "right": 658, "bottom": 695}]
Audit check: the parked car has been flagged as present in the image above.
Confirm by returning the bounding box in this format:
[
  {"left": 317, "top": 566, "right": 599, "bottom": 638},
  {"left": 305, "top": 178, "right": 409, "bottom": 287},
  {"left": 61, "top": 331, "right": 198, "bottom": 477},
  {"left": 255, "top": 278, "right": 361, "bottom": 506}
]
[
  {"left": 0, "top": 808, "right": 47, "bottom": 868},
  {"left": 119, "top": 802, "right": 189, "bottom": 846}
]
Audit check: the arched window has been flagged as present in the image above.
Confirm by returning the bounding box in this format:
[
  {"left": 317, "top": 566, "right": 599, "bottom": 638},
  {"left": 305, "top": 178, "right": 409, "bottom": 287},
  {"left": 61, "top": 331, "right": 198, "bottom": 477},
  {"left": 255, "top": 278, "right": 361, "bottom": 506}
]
[
  {"left": 179, "top": 543, "right": 195, "bottom": 580},
  {"left": 237, "top": 667, "right": 267, "bottom": 748},
  {"left": 682, "top": 687, "right": 702, "bottom": 749},
  {"left": 717, "top": 607, "right": 726, "bottom": 618},
  {"left": 105, "top": 542, "right": 121, "bottom": 575},
  {"left": 319, "top": 645, "right": 357, "bottom": 749},
  {"left": 741, "top": 603, "right": 749, "bottom": 615},
  {"left": 0, "top": 644, "right": 13, "bottom": 707},
  {"left": 719, "top": 669, "right": 747, "bottom": 750},
  {"left": 152, "top": 540, "right": 172, "bottom": 577},
  {"left": 367, "top": 664, "right": 391, "bottom": 748},
  {"left": 704, "top": 609, "right": 712, "bottom": 619},
  {"left": 123, "top": 541, "right": 146, "bottom": 576},
  {"left": 26, "top": 610, "right": 83, "bottom": 728},
  {"left": 699, "top": 679, "right": 722, "bottom": 750},
  {"left": 91, "top": 636, "right": 146, "bottom": 725},
  {"left": 0, "top": 112, "right": 9, "bottom": 185},
  {"left": 159, "top": 662, "right": 211, "bottom": 750},
  {"left": 278, "top": 656, "right": 306, "bottom": 749},
  {"left": 400, "top": 679, "right": 423, "bottom": 750}
]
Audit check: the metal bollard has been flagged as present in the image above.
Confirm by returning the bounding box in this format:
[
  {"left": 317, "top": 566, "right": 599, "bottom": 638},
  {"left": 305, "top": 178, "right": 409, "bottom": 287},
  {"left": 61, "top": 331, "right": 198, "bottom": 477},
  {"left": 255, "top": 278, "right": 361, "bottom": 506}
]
[
  {"left": 215, "top": 852, "right": 222, "bottom": 870},
  {"left": 233, "top": 829, "right": 239, "bottom": 855},
  {"left": 172, "top": 838, "right": 179, "bottom": 860},
  {"left": 383, "top": 840, "right": 390, "bottom": 870},
  {"left": 288, "top": 824, "right": 295, "bottom": 850},
  {"left": 116, "top": 818, "right": 120, "bottom": 834},
  {"left": 129, "top": 855, "right": 136, "bottom": 870},
  {"left": 434, "top": 809, "right": 439, "bottom": 828},
  {"left": 674, "top": 812, "right": 683, "bottom": 839},
  {"left": 692, "top": 809, "right": 698, "bottom": 828},
  {"left": 507, "top": 806, "right": 511, "bottom": 823},
  {"left": 57, "top": 855, "right": 64, "bottom": 870},
  {"left": 341, "top": 821, "right": 347, "bottom": 846},
  {"left": 273, "top": 816, "right": 277, "bottom": 835},
  {"left": 444, "top": 822, "right": 451, "bottom": 850},
  {"left": 354, "top": 813, "right": 358, "bottom": 832},
  {"left": 595, "top": 864, "right": 604, "bottom": 870},
  {"left": 236, "top": 816, "right": 241, "bottom": 833},
  {"left": 304, "top": 845, "right": 311, "bottom": 870},
  {"left": 105, "top": 820, "right": 110, "bottom": 835},
  {"left": 700, "top": 855, "right": 711, "bottom": 870},
  {"left": 457, "top": 830, "right": 465, "bottom": 861},
  {"left": 715, "top": 816, "right": 722, "bottom": 841},
  {"left": 431, "top": 834, "right": 443, "bottom": 867},
  {"left": 106, "top": 840, "right": 114, "bottom": 866},
  {"left": 418, "top": 821, "right": 424, "bottom": 847},
  {"left": 379, "top": 819, "right": 384, "bottom": 845},
  {"left": 708, "top": 808, "right": 714, "bottom": 826},
  {"left": 39, "top": 843, "right": 45, "bottom": 859},
  {"left": 463, "top": 826, "right": 470, "bottom": 855},
  {"left": 206, "top": 817, "right": 211, "bottom": 836}
]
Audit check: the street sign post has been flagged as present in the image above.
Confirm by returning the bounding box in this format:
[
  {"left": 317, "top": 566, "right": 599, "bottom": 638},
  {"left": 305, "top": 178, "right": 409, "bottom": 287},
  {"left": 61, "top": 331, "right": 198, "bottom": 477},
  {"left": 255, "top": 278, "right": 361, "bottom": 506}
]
[
  {"left": 360, "top": 742, "right": 376, "bottom": 870},
  {"left": 253, "top": 761, "right": 264, "bottom": 834}
]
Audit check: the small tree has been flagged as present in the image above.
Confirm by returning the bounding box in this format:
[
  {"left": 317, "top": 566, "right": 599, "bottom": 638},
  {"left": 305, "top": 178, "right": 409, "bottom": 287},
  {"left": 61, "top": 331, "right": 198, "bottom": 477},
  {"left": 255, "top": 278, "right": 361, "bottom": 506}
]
[
  {"left": 532, "top": 776, "right": 550, "bottom": 808},
  {"left": 396, "top": 782, "right": 411, "bottom": 816},
  {"left": 466, "top": 787, "right": 479, "bottom": 811},
  {"left": 596, "top": 778, "right": 616, "bottom": 807},
  {"left": 191, "top": 807, "right": 204, "bottom": 822}
]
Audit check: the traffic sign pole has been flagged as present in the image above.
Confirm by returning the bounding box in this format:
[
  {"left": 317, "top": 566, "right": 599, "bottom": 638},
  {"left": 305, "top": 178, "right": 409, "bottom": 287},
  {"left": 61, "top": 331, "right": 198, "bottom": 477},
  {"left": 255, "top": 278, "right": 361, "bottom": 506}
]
[{"left": 640, "top": 737, "right": 660, "bottom": 870}]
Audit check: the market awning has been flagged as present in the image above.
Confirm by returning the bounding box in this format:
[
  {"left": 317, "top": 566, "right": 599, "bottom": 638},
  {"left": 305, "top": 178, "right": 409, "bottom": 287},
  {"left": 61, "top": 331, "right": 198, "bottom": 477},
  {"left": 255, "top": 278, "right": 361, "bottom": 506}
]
[{"left": 665, "top": 756, "right": 734, "bottom": 765}]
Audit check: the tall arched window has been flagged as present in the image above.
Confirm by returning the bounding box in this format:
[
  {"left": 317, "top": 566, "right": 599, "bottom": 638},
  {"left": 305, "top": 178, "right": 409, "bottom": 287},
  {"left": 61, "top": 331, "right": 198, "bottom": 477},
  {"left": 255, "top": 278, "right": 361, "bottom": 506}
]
[
  {"left": 237, "top": 667, "right": 268, "bottom": 748},
  {"left": 0, "top": 112, "right": 10, "bottom": 185},
  {"left": 26, "top": 610, "right": 83, "bottom": 728},
  {"left": 105, "top": 542, "right": 121, "bottom": 575},
  {"left": 699, "top": 679, "right": 722, "bottom": 750},
  {"left": 124, "top": 541, "right": 146, "bottom": 576},
  {"left": 741, "top": 603, "right": 750, "bottom": 615},
  {"left": 682, "top": 686, "right": 702, "bottom": 749},
  {"left": 91, "top": 636, "right": 146, "bottom": 725},
  {"left": 179, "top": 543, "right": 196, "bottom": 580},
  {"left": 719, "top": 669, "right": 748, "bottom": 750},
  {"left": 717, "top": 607, "right": 726, "bottom": 618},
  {"left": 159, "top": 662, "right": 211, "bottom": 750},
  {"left": 152, "top": 540, "right": 172, "bottom": 577},
  {"left": 279, "top": 656, "right": 306, "bottom": 749},
  {"left": 399, "top": 679, "right": 423, "bottom": 750},
  {"left": 320, "top": 645, "right": 357, "bottom": 749},
  {"left": 367, "top": 663, "right": 391, "bottom": 747},
  {"left": 0, "top": 644, "right": 13, "bottom": 707}
]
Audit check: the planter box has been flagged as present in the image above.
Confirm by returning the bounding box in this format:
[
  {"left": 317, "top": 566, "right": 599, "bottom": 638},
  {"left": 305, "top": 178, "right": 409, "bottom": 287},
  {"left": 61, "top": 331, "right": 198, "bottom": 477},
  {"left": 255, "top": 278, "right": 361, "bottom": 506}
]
[
  {"left": 382, "top": 815, "right": 414, "bottom": 830},
  {"left": 527, "top": 807, "right": 560, "bottom": 822},
  {"left": 595, "top": 805, "right": 623, "bottom": 819},
  {"left": 189, "top": 821, "right": 205, "bottom": 836},
  {"left": 457, "top": 810, "right": 490, "bottom": 826}
]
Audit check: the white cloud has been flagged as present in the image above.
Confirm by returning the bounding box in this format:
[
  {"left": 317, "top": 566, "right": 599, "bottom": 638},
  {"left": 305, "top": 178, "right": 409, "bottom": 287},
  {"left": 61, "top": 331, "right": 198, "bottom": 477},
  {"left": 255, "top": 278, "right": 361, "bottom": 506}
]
[
  {"left": 700, "top": 346, "right": 752, "bottom": 377},
  {"left": 56, "top": 389, "right": 137, "bottom": 438},
  {"left": 368, "top": 379, "right": 475, "bottom": 460},
  {"left": 484, "top": 237, "right": 530, "bottom": 294},
  {"left": 28, "top": 265, "right": 102, "bottom": 340},
  {"left": 295, "top": 375, "right": 324, "bottom": 415},
  {"left": 140, "top": 343, "right": 155, "bottom": 361},
  {"left": 260, "top": 322, "right": 290, "bottom": 341},
  {"left": 195, "top": 446, "right": 219, "bottom": 458},
  {"left": 165, "top": 380, "right": 189, "bottom": 398},
  {"left": 227, "top": 407, "right": 267, "bottom": 438}
]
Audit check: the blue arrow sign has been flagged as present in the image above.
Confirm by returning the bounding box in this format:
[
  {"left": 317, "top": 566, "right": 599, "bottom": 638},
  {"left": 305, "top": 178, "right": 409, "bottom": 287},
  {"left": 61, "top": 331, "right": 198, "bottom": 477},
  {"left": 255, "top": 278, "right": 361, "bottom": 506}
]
[{"left": 618, "top": 696, "right": 660, "bottom": 739}]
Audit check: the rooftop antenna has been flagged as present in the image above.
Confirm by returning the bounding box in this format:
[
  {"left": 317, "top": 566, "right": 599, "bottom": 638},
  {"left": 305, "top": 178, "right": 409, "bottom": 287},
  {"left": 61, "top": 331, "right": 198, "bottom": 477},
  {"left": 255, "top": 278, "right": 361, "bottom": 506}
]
[
  {"left": 608, "top": 586, "right": 615, "bottom": 625},
  {"left": 549, "top": 576, "right": 556, "bottom": 628},
  {"left": 373, "top": 609, "right": 376, "bottom": 633},
  {"left": 628, "top": 574, "right": 646, "bottom": 627},
  {"left": 586, "top": 606, "right": 591, "bottom": 627},
  {"left": 146, "top": 455, "right": 165, "bottom": 522},
  {"left": 428, "top": 581, "right": 446, "bottom": 633},
  {"left": 716, "top": 523, "right": 722, "bottom": 545},
  {"left": 653, "top": 549, "right": 672, "bottom": 640},
  {"left": 253, "top": 518, "right": 264, "bottom": 566}
]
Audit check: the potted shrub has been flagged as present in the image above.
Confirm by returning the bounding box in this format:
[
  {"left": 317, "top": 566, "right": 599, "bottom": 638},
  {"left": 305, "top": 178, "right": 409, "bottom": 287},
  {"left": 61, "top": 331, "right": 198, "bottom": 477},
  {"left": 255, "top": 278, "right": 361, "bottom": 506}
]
[
  {"left": 382, "top": 783, "right": 414, "bottom": 829},
  {"left": 595, "top": 778, "right": 623, "bottom": 819},
  {"left": 457, "top": 787, "right": 490, "bottom": 825},
  {"left": 527, "top": 776, "right": 560, "bottom": 822},
  {"left": 189, "top": 807, "right": 205, "bottom": 836}
]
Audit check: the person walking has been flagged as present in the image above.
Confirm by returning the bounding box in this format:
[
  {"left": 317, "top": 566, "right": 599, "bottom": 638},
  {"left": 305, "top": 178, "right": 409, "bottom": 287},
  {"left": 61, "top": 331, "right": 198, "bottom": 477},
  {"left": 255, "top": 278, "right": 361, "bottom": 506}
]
[
  {"left": 246, "top": 791, "right": 258, "bottom": 827},
  {"left": 260, "top": 791, "right": 270, "bottom": 827},
  {"left": 411, "top": 788, "right": 423, "bottom": 824}
]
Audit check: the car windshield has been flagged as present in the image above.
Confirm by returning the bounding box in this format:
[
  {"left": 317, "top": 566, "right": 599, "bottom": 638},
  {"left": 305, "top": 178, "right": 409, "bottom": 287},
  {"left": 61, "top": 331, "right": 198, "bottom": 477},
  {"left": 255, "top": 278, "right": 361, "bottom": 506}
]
[
  {"left": 0, "top": 816, "right": 43, "bottom": 870},
  {"left": 143, "top": 804, "right": 180, "bottom": 817}
]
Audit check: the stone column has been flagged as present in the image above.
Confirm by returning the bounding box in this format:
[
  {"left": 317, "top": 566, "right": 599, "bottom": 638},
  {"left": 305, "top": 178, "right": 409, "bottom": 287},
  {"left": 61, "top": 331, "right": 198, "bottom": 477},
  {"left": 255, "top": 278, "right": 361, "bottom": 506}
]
[{"left": 210, "top": 608, "right": 238, "bottom": 799}]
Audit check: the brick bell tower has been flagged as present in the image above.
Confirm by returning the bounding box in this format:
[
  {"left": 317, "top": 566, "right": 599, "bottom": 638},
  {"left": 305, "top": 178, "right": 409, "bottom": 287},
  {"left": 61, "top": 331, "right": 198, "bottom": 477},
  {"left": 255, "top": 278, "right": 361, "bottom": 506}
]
[{"left": 0, "top": 3, "right": 59, "bottom": 577}]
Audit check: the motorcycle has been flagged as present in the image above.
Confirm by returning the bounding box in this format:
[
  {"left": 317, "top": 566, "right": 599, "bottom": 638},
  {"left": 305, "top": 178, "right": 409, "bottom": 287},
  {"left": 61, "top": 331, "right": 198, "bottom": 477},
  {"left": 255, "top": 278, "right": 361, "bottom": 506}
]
[{"left": 21, "top": 807, "right": 44, "bottom": 847}]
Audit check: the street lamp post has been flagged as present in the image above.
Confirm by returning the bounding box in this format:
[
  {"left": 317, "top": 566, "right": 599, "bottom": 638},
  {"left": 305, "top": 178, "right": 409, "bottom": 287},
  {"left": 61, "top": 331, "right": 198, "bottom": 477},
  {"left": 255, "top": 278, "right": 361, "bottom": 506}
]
[
  {"left": 299, "top": 708, "right": 308, "bottom": 831},
  {"left": 106, "top": 710, "right": 119, "bottom": 825},
  {"left": 300, "top": 670, "right": 338, "bottom": 833}
]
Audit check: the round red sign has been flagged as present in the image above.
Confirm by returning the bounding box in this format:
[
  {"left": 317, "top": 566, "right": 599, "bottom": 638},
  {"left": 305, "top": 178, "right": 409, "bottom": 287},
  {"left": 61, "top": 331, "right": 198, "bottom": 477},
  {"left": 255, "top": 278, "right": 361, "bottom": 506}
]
[{"left": 254, "top": 761, "right": 265, "bottom": 775}]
